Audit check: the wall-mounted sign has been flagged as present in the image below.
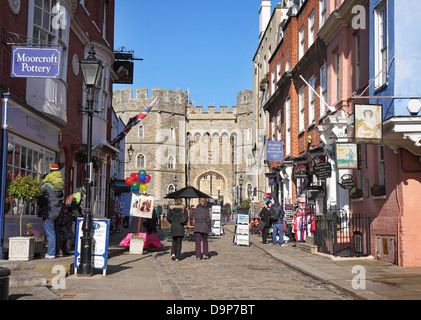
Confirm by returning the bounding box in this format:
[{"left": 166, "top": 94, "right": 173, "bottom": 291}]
[
  {"left": 314, "top": 162, "right": 332, "bottom": 179},
  {"left": 266, "top": 141, "right": 284, "bottom": 162},
  {"left": 336, "top": 143, "right": 358, "bottom": 169},
  {"left": 11, "top": 46, "right": 62, "bottom": 78},
  {"left": 294, "top": 165, "right": 308, "bottom": 179},
  {"left": 114, "top": 60, "right": 134, "bottom": 84},
  {"left": 339, "top": 174, "right": 355, "bottom": 189},
  {"left": 355, "top": 104, "right": 383, "bottom": 144}
]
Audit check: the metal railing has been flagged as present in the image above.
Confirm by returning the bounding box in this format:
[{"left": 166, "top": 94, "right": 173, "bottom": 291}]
[{"left": 314, "top": 213, "right": 372, "bottom": 257}]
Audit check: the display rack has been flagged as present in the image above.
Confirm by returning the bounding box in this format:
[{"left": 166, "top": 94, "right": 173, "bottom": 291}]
[
  {"left": 211, "top": 205, "right": 223, "bottom": 235},
  {"left": 234, "top": 213, "right": 250, "bottom": 246}
]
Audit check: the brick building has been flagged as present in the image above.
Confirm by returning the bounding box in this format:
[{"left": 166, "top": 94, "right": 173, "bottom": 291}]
[{"left": 0, "top": 0, "right": 117, "bottom": 258}]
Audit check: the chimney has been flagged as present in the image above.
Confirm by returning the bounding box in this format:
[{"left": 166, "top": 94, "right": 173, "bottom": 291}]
[{"left": 259, "top": 0, "right": 272, "bottom": 39}]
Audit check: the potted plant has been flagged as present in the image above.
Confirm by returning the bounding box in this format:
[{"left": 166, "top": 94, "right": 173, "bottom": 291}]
[
  {"left": 92, "top": 156, "right": 103, "bottom": 169},
  {"left": 371, "top": 184, "right": 386, "bottom": 196},
  {"left": 7, "top": 175, "right": 42, "bottom": 261},
  {"left": 129, "top": 235, "right": 146, "bottom": 255},
  {"left": 74, "top": 150, "right": 87, "bottom": 163},
  {"left": 349, "top": 187, "right": 363, "bottom": 199}
]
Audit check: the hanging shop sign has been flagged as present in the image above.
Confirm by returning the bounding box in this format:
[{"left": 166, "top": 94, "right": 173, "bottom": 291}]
[
  {"left": 113, "top": 60, "right": 134, "bottom": 84},
  {"left": 354, "top": 104, "right": 383, "bottom": 144},
  {"left": 294, "top": 165, "right": 308, "bottom": 179},
  {"left": 266, "top": 141, "right": 284, "bottom": 162},
  {"left": 11, "top": 46, "right": 62, "bottom": 78},
  {"left": 313, "top": 156, "right": 332, "bottom": 179},
  {"left": 335, "top": 143, "right": 358, "bottom": 169},
  {"left": 339, "top": 174, "right": 355, "bottom": 189}
]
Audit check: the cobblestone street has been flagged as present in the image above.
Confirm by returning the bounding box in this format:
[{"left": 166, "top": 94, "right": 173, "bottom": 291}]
[{"left": 153, "top": 232, "right": 353, "bottom": 300}]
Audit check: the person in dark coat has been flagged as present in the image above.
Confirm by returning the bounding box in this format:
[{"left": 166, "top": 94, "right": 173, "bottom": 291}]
[
  {"left": 191, "top": 198, "right": 212, "bottom": 260},
  {"left": 166, "top": 198, "right": 188, "bottom": 261},
  {"left": 38, "top": 171, "right": 64, "bottom": 259},
  {"left": 259, "top": 201, "right": 272, "bottom": 244}
]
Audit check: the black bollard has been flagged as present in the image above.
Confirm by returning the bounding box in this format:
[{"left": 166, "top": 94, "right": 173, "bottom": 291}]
[{"left": 0, "top": 267, "right": 11, "bottom": 300}]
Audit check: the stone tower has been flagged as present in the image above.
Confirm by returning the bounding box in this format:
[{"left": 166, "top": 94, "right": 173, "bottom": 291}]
[{"left": 112, "top": 88, "right": 254, "bottom": 206}]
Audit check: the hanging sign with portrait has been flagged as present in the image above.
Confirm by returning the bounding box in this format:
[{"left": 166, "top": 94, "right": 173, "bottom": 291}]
[
  {"left": 354, "top": 104, "right": 383, "bottom": 144},
  {"left": 336, "top": 143, "right": 359, "bottom": 169}
]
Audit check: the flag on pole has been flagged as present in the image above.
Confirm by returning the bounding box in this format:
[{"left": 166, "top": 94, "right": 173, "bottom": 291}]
[{"left": 110, "top": 97, "right": 159, "bottom": 147}]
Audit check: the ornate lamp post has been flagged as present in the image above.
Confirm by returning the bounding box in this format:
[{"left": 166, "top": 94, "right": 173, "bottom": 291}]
[
  {"left": 78, "top": 46, "right": 103, "bottom": 277},
  {"left": 239, "top": 175, "right": 244, "bottom": 204},
  {"left": 173, "top": 174, "right": 178, "bottom": 191}
]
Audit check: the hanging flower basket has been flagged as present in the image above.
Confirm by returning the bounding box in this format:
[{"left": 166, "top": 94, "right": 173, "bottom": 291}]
[
  {"left": 371, "top": 184, "right": 386, "bottom": 197},
  {"left": 74, "top": 151, "right": 88, "bottom": 163},
  {"left": 92, "top": 156, "right": 103, "bottom": 169},
  {"left": 349, "top": 188, "right": 363, "bottom": 199}
]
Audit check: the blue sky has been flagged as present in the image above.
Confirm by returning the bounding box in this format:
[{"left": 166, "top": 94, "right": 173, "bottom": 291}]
[{"left": 113, "top": 1, "right": 261, "bottom": 109}]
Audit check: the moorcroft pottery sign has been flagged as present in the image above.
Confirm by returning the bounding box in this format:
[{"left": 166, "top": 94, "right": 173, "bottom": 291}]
[{"left": 11, "top": 46, "right": 62, "bottom": 78}]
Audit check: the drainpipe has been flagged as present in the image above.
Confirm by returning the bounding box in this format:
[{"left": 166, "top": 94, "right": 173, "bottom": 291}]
[{"left": 0, "top": 91, "right": 10, "bottom": 259}]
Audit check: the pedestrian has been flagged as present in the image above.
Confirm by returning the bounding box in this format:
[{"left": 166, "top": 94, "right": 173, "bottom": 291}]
[
  {"left": 192, "top": 198, "right": 212, "bottom": 260},
  {"left": 166, "top": 198, "right": 188, "bottom": 261},
  {"left": 225, "top": 203, "right": 232, "bottom": 222},
  {"left": 37, "top": 163, "right": 64, "bottom": 259},
  {"left": 272, "top": 198, "right": 287, "bottom": 246},
  {"left": 259, "top": 200, "right": 272, "bottom": 244},
  {"left": 65, "top": 186, "right": 86, "bottom": 218},
  {"left": 221, "top": 203, "right": 226, "bottom": 224},
  {"left": 55, "top": 204, "right": 76, "bottom": 256}
]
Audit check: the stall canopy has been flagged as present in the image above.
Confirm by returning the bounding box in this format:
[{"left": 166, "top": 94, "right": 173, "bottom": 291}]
[{"left": 165, "top": 186, "right": 212, "bottom": 199}]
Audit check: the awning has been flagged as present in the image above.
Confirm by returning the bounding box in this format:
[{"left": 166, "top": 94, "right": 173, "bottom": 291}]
[{"left": 111, "top": 180, "right": 131, "bottom": 196}]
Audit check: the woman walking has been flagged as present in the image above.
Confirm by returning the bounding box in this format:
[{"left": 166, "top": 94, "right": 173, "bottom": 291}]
[
  {"left": 166, "top": 198, "right": 188, "bottom": 261},
  {"left": 192, "top": 198, "right": 212, "bottom": 260}
]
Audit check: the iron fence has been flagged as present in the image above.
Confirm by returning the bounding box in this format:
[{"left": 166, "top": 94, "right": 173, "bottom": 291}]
[{"left": 314, "top": 213, "right": 371, "bottom": 257}]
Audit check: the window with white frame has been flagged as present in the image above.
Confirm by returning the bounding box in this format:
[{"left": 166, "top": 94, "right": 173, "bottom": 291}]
[
  {"left": 309, "top": 75, "right": 315, "bottom": 124},
  {"left": 379, "top": 145, "right": 385, "bottom": 186},
  {"left": 308, "top": 10, "right": 315, "bottom": 48},
  {"left": 29, "top": 0, "right": 70, "bottom": 80},
  {"left": 137, "top": 154, "right": 145, "bottom": 168},
  {"left": 299, "top": 87, "right": 305, "bottom": 132},
  {"left": 335, "top": 51, "right": 340, "bottom": 102},
  {"left": 93, "top": 161, "right": 106, "bottom": 217},
  {"left": 319, "top": 0, "right": 327, "bottom": 28},
  {"left": 277, "top": 61, "right": 281, "bottom": 81},
  {"left": 277, "top": 110, "right": 282, "bottom": 140},
  {"left": 299, "top": 26, "right": 305, "bottom": 60},
  {"left": 285, "top": 60, "right": 290, "bottom": 72},
  {"left": 286, "top": 97, "right": 291, "bottom": 156},
  {"left": 95, "top": 65, "right": 110, "bottom": 117},
  {"left": 375, "top": 1, "right": 388, "bottom": 87},
  {"left": 355, "top": 33, "right": 361, "bottom": 90},
  {"left": 271, "top": 70, "right": 276, "bottom": 95},
  {"left": 271, "top": 116, "right": 275, "bottom": 140},
  {"left": 320, "top": 62, "right": 328, "bottom": 117}
]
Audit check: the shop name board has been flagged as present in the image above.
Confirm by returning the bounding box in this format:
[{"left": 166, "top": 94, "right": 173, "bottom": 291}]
[
  {"left": 266, "top": 141, "right": 284, "bottom": 162},
  {"left": 294, "top": 166, "right": 308, "bottom": 179},
  {"left": 11, "top": 46, "right": 62, "bottom": 78},
  {"left": 314, "top": 162, "right": 332, "bottom": 179}
]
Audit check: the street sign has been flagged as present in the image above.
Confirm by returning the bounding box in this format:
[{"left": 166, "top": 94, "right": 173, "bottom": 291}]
[
  {"left": 11, "top": 46, "right": 62, "bottom": 78},
  {"left": 266, "top": 141, "right": 284, "bottom": 162}
]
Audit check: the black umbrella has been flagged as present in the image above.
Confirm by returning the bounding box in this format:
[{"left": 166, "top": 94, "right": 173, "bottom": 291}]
[{"left": 164, "top": 186, "right": 212, "bottom": 199}]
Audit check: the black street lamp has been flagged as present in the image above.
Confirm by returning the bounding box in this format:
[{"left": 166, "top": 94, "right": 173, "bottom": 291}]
[
  {"left": 78, "top": 45, "right": 103, "bottom": 277},
  {"left": 239, "top": 175, "right": 244, "bottom": 204},
  {"left": 173, "top": 174, "right": 178, "bottom": 191}
]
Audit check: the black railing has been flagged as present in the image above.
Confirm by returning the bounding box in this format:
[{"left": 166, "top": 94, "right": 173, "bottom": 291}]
[{"left": 314, "top": 213, "right": 371, "bottom": 257}]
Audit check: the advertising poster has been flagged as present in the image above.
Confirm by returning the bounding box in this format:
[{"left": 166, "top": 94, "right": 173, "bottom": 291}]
[
  {"left": 354, "top": 104, "right": 383, "bottom": 144},
  {"left": 336, "top": 143, "right": 358, "bottom": 169},
  {"left": 130, "top": 194, "right": 154, "bottom": 219}
]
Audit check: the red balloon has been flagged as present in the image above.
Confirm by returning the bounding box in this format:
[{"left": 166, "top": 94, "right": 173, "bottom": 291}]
[
  {"left": 144, "top": 175, "right": 151, "bottom": 183},
  {"left": 130, "top": 173, "right": 136, "bottom": 179},
  {"left": 125, "top": 177, "right": 134, "bottom": 186},
  {"left": 134, "top": 173, "right": 139, "bottom": 182}
]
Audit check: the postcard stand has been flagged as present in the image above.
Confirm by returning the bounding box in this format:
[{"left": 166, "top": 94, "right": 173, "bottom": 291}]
[
  {"left": 234, "top": 213, "right": 250, "bottom": 246},
  {"left": 211, "top": 205, "right": 223, "bottom": 235}
]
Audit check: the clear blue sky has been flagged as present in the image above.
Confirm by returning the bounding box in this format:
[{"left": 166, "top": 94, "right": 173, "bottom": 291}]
[{"left": 113, "top": 1, "right": 262, "bottom": 109}]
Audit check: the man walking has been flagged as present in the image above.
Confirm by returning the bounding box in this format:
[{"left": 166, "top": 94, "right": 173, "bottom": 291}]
[{"left": 272, "top": 198, "right": 287, "bottom": 246}]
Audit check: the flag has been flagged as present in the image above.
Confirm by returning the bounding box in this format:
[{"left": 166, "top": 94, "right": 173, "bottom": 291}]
[{"left": 110, "top": 97, "right": 158, "bottom": 147}]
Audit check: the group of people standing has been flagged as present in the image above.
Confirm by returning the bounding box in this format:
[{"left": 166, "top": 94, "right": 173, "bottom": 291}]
[
  {"left": 37, "top": 164, "right": 85, "bottom": 259},
  {"left": 259, "top": 198, "right": 287, "bottom": 247},
  {"left": 166, "top": 198, "right": 211, "bottom": 261}
]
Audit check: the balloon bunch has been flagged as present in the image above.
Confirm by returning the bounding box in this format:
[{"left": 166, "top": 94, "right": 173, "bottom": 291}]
[{"left": 125, "top": 170, "right": 151, "bottom": 193}]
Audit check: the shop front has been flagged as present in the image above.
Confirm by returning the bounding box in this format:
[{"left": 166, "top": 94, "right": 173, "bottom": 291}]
[{"left": 2, "top": 96, "right": 61, "bottom": 255}]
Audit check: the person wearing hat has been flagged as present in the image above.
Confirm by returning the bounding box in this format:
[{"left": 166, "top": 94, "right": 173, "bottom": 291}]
[{"left": 38, "top": 164, "right": 64, "bottom": 258}]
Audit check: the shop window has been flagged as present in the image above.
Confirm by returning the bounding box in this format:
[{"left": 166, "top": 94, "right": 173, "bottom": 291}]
[{"left": 93, "top": 160, "right": 106, "bottom": 217}]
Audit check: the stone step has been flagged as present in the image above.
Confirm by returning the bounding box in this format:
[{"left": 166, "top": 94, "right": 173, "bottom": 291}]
[
  {"left": 296, "top": 242, "right": 317, "bottom": 254},
  {"left": 9, "top": 270, "right": 47, "bottom": 288}
]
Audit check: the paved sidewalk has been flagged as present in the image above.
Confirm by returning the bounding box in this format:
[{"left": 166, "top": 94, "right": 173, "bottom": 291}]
[
  {"left": 5, "top": 223, "right": 421, "bottom": 300},
  {"left": 234, "top": 224, "right": 421, "bottom": 300}
]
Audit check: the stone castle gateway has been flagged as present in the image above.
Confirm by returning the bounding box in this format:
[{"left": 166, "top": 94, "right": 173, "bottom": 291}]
[{"left": 112, "top": 88, "right": 256, "bottom": 206}]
